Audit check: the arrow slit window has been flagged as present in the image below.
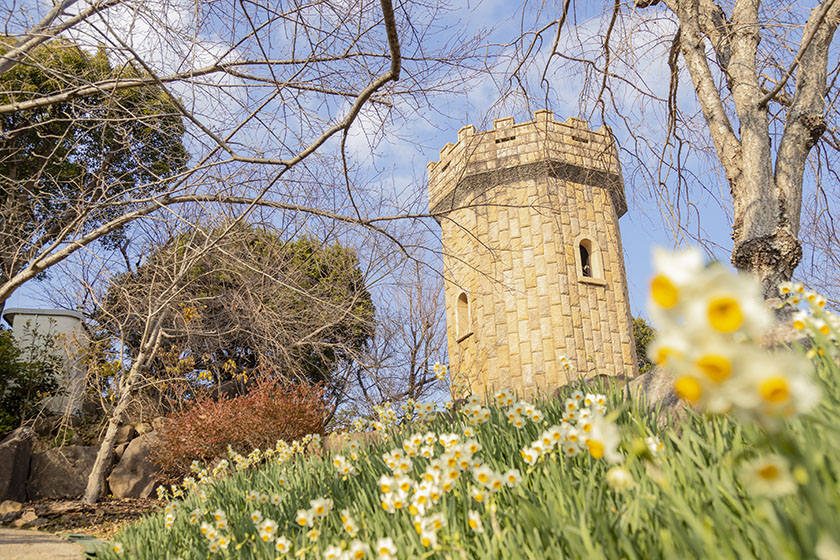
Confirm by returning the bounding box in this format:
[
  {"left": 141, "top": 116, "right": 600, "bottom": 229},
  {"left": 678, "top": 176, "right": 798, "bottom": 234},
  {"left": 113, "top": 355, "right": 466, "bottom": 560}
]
[{"left": 456, "top": 292, "right": 472, "bottom": 341}]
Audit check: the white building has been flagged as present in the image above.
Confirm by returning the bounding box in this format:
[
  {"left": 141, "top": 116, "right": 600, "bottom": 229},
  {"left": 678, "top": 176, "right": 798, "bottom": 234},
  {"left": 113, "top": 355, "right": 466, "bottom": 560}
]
[{"left": 2, "top": 308, "right": 90, "bottom": 415}]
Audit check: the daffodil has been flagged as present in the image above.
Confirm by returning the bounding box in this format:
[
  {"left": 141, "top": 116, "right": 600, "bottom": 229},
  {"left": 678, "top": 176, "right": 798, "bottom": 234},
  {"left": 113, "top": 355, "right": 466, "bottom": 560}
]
[
  {"left": 741, "top": 454, "right": 798, "bottom": 498},
  {"left": 258, "top": 519, "right": 278, "bottom": 541},
  {"left": 605, "top": 466, "right": 634, "bottom": 491},
  {"left": 646, "top": 436, "right": 664, "bottom": 456},
  {"left": 310, "top": 497, "right": 333, "bottom": 517},
  {"left": 323, "top": 545, "right": 343, "bottom": 560},
  {"left": 585, "top": 417, "right": 622, "bottom": 463},
  {"left": 468, "top": 510, "right": 484, "bottom": 533},
  {"left": 504, "top": 468, "right": 522, "bottom": 486},
  {"left": 275, "top": 536, "right": 292, "bottom": 553},
  {"left": 649, "top": 247, "right": 704, "bottom": 311},
  {"left": 376, "top": 537, "right": 397, "bottom": 560},
  {"left": 295, "top": 508, "right": 314, "bottom": 527},
  {"left": 420, "top": 530, "right": 437, "bottom": 548}
]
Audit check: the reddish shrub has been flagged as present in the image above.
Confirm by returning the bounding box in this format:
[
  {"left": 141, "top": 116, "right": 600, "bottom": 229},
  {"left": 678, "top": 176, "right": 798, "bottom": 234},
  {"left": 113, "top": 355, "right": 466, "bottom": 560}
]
[{"left": 150, "top": 380, "right": 326, "bottom": 482}]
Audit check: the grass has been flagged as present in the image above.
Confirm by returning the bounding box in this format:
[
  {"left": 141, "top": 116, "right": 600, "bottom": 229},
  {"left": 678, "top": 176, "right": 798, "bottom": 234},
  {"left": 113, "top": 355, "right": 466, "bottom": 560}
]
[{"left": 95, "top": 337, "right": 840, "bottom": 560}]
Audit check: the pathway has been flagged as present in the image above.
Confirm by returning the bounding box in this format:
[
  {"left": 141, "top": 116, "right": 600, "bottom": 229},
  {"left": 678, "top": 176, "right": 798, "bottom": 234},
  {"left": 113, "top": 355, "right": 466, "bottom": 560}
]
[{"left": 0, "top": 528, "right": 85, "bottom": 559}]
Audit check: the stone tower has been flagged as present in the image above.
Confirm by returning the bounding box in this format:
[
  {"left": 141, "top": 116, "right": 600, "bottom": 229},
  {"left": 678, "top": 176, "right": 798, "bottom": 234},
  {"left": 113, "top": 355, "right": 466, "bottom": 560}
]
[{"left": 427, "top": 110, "right": 637, "bottom": 398}]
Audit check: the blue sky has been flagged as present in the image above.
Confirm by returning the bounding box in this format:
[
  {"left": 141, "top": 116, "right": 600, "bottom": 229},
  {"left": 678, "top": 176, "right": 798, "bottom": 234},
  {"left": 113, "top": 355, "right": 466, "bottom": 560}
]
[{"left": 7, "top": 0, "right": 742, "bottom": 324}]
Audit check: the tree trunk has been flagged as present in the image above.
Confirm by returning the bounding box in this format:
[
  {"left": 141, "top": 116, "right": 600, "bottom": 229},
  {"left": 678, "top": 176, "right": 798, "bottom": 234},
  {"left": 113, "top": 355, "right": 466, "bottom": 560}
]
[
  {"left": 84, "top": 324, "right": 161, "bottom": 504},
  {"left": 731, "top": 226, "right": 802, "bottom": 300},
  {"left": 83, "top": 390, "right": 132, "bottom": 503},
  {"left": 633, "top": 1, "right": 840, "bottom": 300}
]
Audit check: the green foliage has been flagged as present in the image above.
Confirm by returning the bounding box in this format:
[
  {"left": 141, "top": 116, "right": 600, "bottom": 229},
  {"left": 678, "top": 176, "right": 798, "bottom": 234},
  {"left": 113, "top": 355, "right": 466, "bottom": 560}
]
[
  {"left": 99, "top": 336, "right": 840, "bottom": 559},
  {"left": 0, "top": 329, "right": 61, "bottom": 436},
  {"left": 96, "top": 223, "right": 375, "bottom": 389},
  {"left": 0, "top": 37, "right": 189, "bottom": 282},
  {"left": 633, "top": 316, "right": 656, "bottom": 375}
]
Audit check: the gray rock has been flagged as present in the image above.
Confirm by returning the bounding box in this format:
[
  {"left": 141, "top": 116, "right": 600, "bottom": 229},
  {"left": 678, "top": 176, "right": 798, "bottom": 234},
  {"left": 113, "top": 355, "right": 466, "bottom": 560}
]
[
  {"left": 0, "top": 510, "right": 20, "bottom": 524},
  {"left": 26, "top": 446, "right": 99, "bottom": 500},
  {"left": 32, "top": 416, "right": 61, "bottom": 437},
  {"left": 627, "top": 366, "right": 688, "bottom": 426},
  {"left": 0, "top": 427, "right": 34, "bottom": 502},
  {"left": 0, "top": 500, "right": 22, "bottom": 515},
  {"left": 35, "top": 501, "right": 86, "bottom": 517},
  {"left": 27, "top": 517, "right": 50, "bottom": 528},
  {"left": 628, "top": 366, "right": 680, "bottom": 410},
  {"left": 108, "top": 432, "right": 159, "bottom": 499}
]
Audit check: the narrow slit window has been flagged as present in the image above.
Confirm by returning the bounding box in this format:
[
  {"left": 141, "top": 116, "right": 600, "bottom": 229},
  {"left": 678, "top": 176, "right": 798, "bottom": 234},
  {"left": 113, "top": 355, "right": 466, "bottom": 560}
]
[
  {"left": 577, "top": 238, "right": 602, "bottom": 280},
  {"left": 456, "top": 292, "right": 471, "bottom": 340},
  {"left": 580, "top": 243, "right": 592, "bottom": 277}
]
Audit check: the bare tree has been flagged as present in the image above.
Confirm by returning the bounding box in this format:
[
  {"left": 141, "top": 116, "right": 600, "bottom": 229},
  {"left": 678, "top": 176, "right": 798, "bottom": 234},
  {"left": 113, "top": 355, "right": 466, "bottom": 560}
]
[
  {"left": 0, "top": 0, "right": 487, "bottom": 312},
  {"left": 505, "top": 0, "right": 840, "bottom": 299},
  {"left": 348, "top": 259, "right": 448, "bottom": 410},
  {"left": 81, "top": 220, "right": 230, "bottom": 503}
]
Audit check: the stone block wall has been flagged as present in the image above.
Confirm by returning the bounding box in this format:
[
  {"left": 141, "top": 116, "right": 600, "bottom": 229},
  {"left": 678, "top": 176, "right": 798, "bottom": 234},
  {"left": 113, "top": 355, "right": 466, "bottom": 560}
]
[{"left": 428, "top": 111, "right": 637, "bottom": 398}]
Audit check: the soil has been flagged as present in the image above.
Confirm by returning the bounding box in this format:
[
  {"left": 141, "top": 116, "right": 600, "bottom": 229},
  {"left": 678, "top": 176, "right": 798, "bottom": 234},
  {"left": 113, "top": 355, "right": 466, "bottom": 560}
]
[{"left": 2, "top": 498, "right": 161, "bottom": 540}]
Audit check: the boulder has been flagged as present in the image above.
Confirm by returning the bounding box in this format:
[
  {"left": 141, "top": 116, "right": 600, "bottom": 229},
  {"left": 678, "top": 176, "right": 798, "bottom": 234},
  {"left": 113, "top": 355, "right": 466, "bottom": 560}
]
[
  {"left": 32, "top": 416, "right": 61, "bottom": 437},
  {"left": 34, "top": 501, "right": 86, "bottom": 516},
  {"left": 627, "top": 366, "right": 688, "bottom": 426},
  {"left": 0, "top": 510, "right": 21, "bottom": 524},
  {"left": 12, "top": 509, "right": 37, "bottom": 528},
  {"left": 628, "top": 367, "right": 678, "bottom": 409},
  {"left": 115, "top": 424, "right": 136, "bottom": 445},
  {"left": 26, "top": 446, "right": 99, "bottom": 500},
  {"left": 114, "top": 442, "right": 129, "bottom": 460},
  {"left": 135, "top": 422, "right": 153, "bottom": 435},
  {"left": 0, "top": 500, "right": 22, "bottom": 515},
  {"left": 151, "top": 417, "right": 169, "bottom": 432},
  {"left": 108, "top": 432, "right": 159, "bottom": 499},
  {"left": 0, "top": 427, "right": 34, "bottom": 502}
]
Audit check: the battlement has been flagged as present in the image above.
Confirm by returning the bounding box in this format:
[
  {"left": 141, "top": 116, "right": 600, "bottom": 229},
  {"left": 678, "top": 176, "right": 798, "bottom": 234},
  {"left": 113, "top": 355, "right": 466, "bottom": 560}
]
[{"left": 427, "top": 110, "right": 626, "bottom": 217}]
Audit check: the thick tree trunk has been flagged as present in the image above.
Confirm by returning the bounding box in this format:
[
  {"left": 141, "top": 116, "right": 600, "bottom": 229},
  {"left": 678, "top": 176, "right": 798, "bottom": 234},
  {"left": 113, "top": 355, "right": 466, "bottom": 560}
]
[
  {"left": 651, "top": 0, "right": 840, "bottom": 300},
  {"left": 731, "top": 227, "right": 802, "bottom": 300}
]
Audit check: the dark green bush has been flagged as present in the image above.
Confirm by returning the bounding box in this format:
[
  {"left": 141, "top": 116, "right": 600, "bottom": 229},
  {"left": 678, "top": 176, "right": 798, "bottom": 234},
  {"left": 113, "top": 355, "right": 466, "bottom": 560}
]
[{"left": 0, "top": 329, "right": 61, "bottom": 437}]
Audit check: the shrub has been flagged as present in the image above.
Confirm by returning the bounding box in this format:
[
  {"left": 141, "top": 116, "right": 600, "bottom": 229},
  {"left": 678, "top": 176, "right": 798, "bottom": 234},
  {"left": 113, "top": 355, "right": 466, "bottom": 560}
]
[
  {"left": 0, "top": 329, "right": 61, "bottom": 437},
  {"left": 150, "top": 380, "right": 326, "bottom": 482}
]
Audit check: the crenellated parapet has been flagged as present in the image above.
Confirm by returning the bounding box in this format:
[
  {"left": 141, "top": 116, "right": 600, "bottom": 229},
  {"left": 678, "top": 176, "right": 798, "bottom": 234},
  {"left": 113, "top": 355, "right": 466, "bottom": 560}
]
[{"left": 427, "top": 110, "right": 626, "bottom": 219}]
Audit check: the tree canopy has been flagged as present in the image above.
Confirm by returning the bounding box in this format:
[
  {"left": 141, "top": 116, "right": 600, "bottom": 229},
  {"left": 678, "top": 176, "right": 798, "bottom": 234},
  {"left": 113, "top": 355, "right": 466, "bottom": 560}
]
[
  {"left": 0, "top": 37, "right": 188, "bottom": 299},
  {"left": 95, "top": 223, "right": 376, "bottom": 391}
]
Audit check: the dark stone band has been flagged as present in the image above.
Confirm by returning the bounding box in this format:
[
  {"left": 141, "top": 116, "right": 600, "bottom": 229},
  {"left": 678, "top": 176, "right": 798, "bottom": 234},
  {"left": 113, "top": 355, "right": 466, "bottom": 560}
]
[{"left": 431, "top": 160, "right": 626, "bottom": 218}]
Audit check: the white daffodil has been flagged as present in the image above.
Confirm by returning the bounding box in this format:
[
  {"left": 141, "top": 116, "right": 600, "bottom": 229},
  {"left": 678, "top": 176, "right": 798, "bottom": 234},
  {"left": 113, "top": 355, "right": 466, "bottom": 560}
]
[
  {"left": 649, "top": 247, "right": 704, "bottom": 313},
  {"left": 468, "top": 509, "right": 484, "bottom": 533},
  {"left": 740, "top": 454, "right": 798, "bottom": 498},
  {"left": 323, "top": 545, "right": 343, "bottom": 560},
  {"left": 605, "top": 466, "right": 635, "bottom": 491},
  {"left": 295, "top": 508, "right": 314, "bottom": 527},
  {"left": 585, "top": 416, "right": 622, "bottom": 463},
  {"left": 310, "top": 497, "right": 333, "bottom": 518},
  {"left": 376, "top": 537, "right": 397, "bottom": 560},
  {"left": 275, "top": 536, "right": 292, "bottom": 554}
]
